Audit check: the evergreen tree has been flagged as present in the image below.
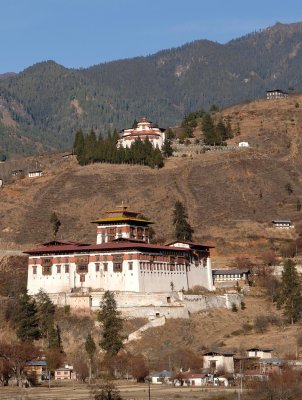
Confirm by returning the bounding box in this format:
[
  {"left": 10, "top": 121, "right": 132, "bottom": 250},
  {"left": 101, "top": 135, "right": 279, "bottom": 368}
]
[
  {"left": 73, "top": 130, "right": 85, "bottom": 159},
  {"left": 50, "top": 212, "right": 61, "bottom": 238},
  {"left": 277, "top": 259, "right": 302, "bottom": 324},
  {"left": 162, "top": 139, "right": 173, "bottom": 158},
  {"left": 85, "top": 333, "right": 96, "bottom": 384},
  {"left": 85, "top": 129, "right": 98, "bottom": 163},
  {"left": 202, "top": 113, "right": 216, "bottom": 145},
  {"left": 13, "top": 292, "right": 40, "bottom": 342},
  {"left": 98, "top": 291, "right": 123, "bottom": 357},
  {"left": 36, "top": 290, "right": 62, "bottom": 351},
  {"left": 215, "top": 120, "right": 228, "bottom": 144},
  {"left": 36, "top": 290, "right": 56, "bottom": 339},
  {"left": 173, "top": 201, "right": 194, "bottom": 241},
  {"left": 48, "top": 324, "right": 62, "bottom": 350},
  {"left": 165, "top": 128, "right": 176, "bottom": 140}
]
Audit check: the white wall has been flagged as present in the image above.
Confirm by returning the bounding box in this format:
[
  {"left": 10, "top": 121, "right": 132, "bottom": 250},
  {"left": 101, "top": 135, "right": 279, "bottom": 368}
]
[
  {"left": 27, "top": 252, "right": 213, "bottom": 295},
  {"left": 187, "top": 258, "right": 213, "bottom": 291}
]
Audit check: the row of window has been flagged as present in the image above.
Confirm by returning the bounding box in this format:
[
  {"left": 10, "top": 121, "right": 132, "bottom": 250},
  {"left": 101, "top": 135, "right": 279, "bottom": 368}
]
[
  {"left": 139, "top": 262, "right": 186, "bottom": 272},
  {"left": 33, "top": 262, "right": 134, "bottom": 275}
]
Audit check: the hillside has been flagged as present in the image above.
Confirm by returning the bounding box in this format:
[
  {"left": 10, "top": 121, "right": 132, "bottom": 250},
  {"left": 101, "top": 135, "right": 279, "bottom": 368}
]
[
  {"left": 1, "top": 95, "right": 302, "bottom": 262},
  {"left": 1, "top": 22, "right": 302, "bottom": 156}
]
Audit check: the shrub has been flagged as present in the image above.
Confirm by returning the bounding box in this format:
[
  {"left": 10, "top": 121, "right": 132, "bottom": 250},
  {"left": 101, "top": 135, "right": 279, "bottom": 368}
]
[
  {"left": 241, "top": 322, "right": 253, "bottom": 335},
  {"left": 231, "top": 303, "right": 238, "bottom": 312},
  {"left": 241, "top": 301, "right": 246, "bottom": 310},
  {"left": 285, "top": 182, "right": 293, "bottom": 195},
  {"left": 254, "top": 315, "right": 269, "bottom": 333}
]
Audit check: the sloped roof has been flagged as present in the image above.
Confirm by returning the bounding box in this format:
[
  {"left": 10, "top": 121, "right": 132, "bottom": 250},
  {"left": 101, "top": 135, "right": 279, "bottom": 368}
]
[{"left": 25, "top": 241, "right": 191, "bottom": 255}]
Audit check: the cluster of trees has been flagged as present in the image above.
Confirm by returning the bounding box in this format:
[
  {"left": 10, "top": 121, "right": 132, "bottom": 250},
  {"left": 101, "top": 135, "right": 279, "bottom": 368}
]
[
  {"left": 180, "top": 109, "right": 206, "bottom": 138},
  {"left": 65, "top": 292, "right": 148, "bottom": 385},
  {"left": 253, "top": 256, "right": 302, "bottom": 325},
  {"left": 202, "top": 113, "right": 233, "bottom": 145},
  {"left": 73, "top": 129, "right": 172, "bottom": 168},
  {"left": 0, "top": 289, "right": 63, "bottom": 386}
]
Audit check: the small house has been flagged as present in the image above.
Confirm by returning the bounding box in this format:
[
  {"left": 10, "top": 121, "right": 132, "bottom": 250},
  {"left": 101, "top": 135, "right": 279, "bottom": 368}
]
[
  {"left": 55, "top": 365, "right": 76, "bottom": 380},
  {"left": 247, "top": 348, "right": 272, "bottom": 359},
  {"left": 174, "top": 373, "right": 207, "bottom": 386},
  {"left": 259, "top": 358, "right": 283, "bottom": 374},
  {"left": 212, "top": 269, "right": 250, "bottom": 286},
  {"left": 272, "top": 220, "right": 294, "bottom": 229},
  {"left": 238, "top": 142, "right": 250, "bottom": 148},
  {"left": 266, "top": 89, "right": 288, "bottom": 100},
  {"left": 148, "top": 370, "right": 173, "bottom": 384},
  {"left": 203, "top": 351, "right": 235, "bottom": 373},
  {"left": 0, "top": 179, "right": 3, "bottom": 188},
  {"left": 11, "top": 169, "right": 24, "bottom": 178},
  {"left": 24, "top": 360, "right": 47, "bottom": 383},
  {"left": 28, "top": 170, "right": 43, "bottom": 178}
]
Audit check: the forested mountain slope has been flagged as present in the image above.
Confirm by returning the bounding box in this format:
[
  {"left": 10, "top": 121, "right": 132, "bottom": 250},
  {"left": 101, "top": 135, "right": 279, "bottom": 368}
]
[
  {"left": 1, "top": 94, "right": 302, "bottom": 260},
  {"left": 1, "top": 22, "right": 302, "bottom": 156}
]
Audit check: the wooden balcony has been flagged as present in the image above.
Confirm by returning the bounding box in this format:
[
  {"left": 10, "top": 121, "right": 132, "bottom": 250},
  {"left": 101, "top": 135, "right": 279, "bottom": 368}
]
[{"left": 41, "top": 258, "right": 52, "bottom": 267}]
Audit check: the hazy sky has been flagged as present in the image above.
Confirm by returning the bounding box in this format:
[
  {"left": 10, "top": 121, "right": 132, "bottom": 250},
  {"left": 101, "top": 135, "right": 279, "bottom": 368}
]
[{"left": 1, "top": 0, "right": 301, "bottom": 73}]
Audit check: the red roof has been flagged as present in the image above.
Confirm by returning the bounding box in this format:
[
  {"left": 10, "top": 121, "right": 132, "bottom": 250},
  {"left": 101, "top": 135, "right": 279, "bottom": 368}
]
[{"left": 24, "top": 241, "right": 191, "bottom": 255}]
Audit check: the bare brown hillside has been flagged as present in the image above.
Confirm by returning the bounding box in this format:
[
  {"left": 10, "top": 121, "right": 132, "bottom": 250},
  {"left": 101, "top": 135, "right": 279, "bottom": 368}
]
[{"left": 1, "top": 96, "right": 302, "bottom": 262}]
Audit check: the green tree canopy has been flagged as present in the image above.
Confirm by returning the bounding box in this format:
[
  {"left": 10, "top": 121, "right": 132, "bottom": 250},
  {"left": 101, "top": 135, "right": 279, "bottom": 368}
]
[
  {"left": 173, "top": 201, "right": 194, "bottom": 241},
  {"left": 13, "top": 292, "right": 40, "bottom": 342},
  {"left": 98, "top": 291, "right": 123, "bottom": 357},
  {"left": 277, "top": 259, "right": 302, "bottom": 324},
  {"left": 85, "top": 333, "right": 96, "bottom": 384},
  {"left": 162, "top": 139, "right": 173, "bottom": 157}
]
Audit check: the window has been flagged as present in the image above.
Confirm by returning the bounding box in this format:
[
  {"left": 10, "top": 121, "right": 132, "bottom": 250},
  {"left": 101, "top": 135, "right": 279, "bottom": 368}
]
[
  {"left": 64, "top": 257, "right": 68, "bottom": 263},
  {"left": 65, "top": 264, "right": 69, "bottom": 273},
  {"left": 57, "top": 265, "right": 61, "bottom": 273},
  {"left": 77, "top": 265, "right": 88, "bottom": 273},
  {"left": 33, "top": 266, "right": 37, "bottom": 274},
  {"left": 95, "top": 255, "right": 100, "bottom": 262},
  {"left": 42, "top": 266, "right": 52, "bottom": 275},
  {"left": 57, "top": 257, "right": 61, "bottom": 263},
  {"left": 113, "top": 263, "right": 122, "bottom": 272},
  {"left": 103, "top": 263, "right": 108, "bottom": 272},
  {"left": 95, "top": 263, "right": 100, "bottom": 272},
  {"left": 128, "top": 262, "right": 133, "bottom": 271},
  {"left": 33, "top": 258, "right": 37, "bottom": 265}
]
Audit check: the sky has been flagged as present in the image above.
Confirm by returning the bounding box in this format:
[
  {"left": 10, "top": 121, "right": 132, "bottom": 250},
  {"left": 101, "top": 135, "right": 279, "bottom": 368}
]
[{"left": 1, "top": 0, "right": 302, "bottom": 73}]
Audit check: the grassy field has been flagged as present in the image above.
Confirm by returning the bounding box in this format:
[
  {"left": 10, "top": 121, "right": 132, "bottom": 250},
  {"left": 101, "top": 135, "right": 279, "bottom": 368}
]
[{"left": 0, "top": 381, "right": 240, "bottom": 400}]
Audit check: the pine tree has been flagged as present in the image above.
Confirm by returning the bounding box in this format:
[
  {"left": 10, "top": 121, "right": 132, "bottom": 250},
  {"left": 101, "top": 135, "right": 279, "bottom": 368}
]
[
  {"left": 85, "top": 333, "right": 96, "bottom": 384},
  {"left": 202, "top": 113, "right": 216, "bottom": 145},
  {"left": 277, "top": 259, "right": 302, "bottom": 324},
  {"left": 173, "top": 201, "right": 194, "bottom": 241},
  {"left": 13, "top": 292, "right": 40, "bottom": 342},
  {"left": 98, "top": 291, "right": 123, "bottom": 357},
  {"left": 50, "top": 212, "right": 61, "bottom": 238},
  {"left": 48, "top": 324, "right": 62, "bottom": 350},
  {"left": 162, "top": 139, "right": 173, "bottom": 157},
  {"left": 73, "top": 130, "right": 85, "bottom": 159},
  {"left": 36, "top": 290, "right": 56, "bottom": 339}
]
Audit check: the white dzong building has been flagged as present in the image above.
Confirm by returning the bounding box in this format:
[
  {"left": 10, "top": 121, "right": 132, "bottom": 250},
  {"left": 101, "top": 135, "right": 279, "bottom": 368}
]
[
  {"left": 117, "top": 118, "right": 165, "bottom": 149},
  {"left": 25, "top": 206, "right": 214, "bottom": 297}
]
